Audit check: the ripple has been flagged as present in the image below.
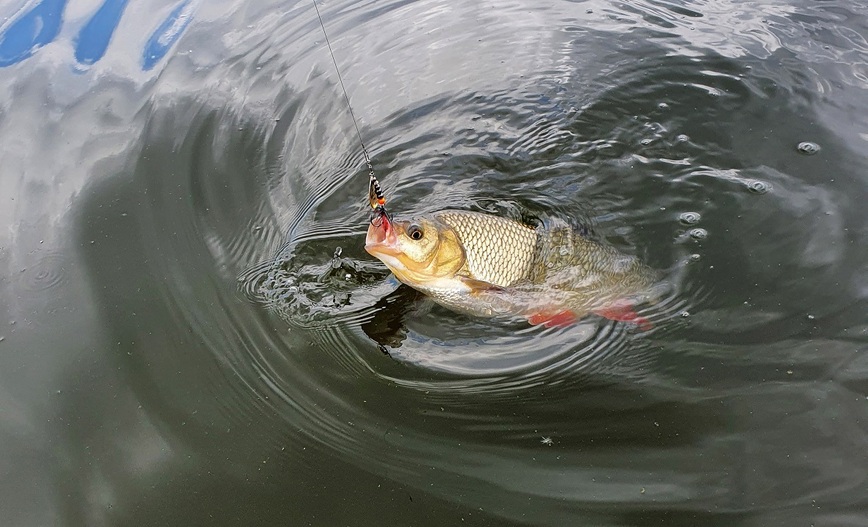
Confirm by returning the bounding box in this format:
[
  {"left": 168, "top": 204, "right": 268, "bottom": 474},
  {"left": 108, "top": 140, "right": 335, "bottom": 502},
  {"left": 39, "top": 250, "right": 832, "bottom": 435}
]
[
  {"left": 18, "top": 253, "right": 69, "bottom": 293},
  {"left": 796, "top": 141, "right": 821, "bottom": 155},
  {"left": 207, "top": 45, "right": 865, "bottom": 521},
  {"left": 678, "top": 211, "right": 702, "bottom": 225},
  {"left": 688, "top": 228, "right": 708, "bottom": 240},
  {"left": 747, "top": 180, "right": 771, "bottom": 194}
]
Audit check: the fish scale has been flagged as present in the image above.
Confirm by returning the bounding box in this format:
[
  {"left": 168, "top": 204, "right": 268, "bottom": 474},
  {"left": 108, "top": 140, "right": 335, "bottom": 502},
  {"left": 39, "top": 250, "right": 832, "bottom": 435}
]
[{"left": 436, "top": 211, "right": 537, "bottom": 287}]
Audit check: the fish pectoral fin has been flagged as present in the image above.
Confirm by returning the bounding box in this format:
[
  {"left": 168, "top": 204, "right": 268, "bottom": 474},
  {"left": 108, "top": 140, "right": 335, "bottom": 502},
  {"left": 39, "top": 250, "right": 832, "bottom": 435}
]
[
  {"left": 593, "top": 302, "right": 652, "bottom": 331},
  {"left": 458, "top": 276, "right": 504, "bottom": 293},
  {"left": 527, "top": 310, "right": 578, "bottom": 328}
]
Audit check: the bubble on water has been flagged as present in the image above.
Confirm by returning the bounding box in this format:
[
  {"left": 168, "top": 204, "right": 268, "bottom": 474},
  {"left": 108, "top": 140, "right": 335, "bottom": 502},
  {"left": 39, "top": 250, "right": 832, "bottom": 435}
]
[
  {"left": 640, "top": 138, "right": 653, "bottom": 146},
  {"left": 688, "top": 254, "right": 701, "bottom": 263},
  {"left": 333, "top": 247, "right": 342, "bottom": 258},
  {"left": 658, "top": 102, "right": 669, "bottom": 110},
  {"left": 797, "top": 141, "right": 820, "bottom": 155},
  {"left": 680, "top": 311, "right": 690, "bottom": 318},
  {"left": 746, "top": 181, "right": 770, "bottom": 194},
  {"left": 676, "top": 134, "right": 689, "bottom": 143},
  {"left": 689, "top": 228, "right": 707, "bottom": 240},
  {"left": 679, "top": 212, "right": 701, "bottom": 225},
  {"left": 806, "top": 314, "right": 815, "bottom": 320}
]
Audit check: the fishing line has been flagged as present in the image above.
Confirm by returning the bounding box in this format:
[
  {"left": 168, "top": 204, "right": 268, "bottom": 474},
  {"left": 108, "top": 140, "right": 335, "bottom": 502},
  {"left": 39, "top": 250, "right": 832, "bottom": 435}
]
[{"left": 311, "top": 0, "right": 388, "bottom": 219}]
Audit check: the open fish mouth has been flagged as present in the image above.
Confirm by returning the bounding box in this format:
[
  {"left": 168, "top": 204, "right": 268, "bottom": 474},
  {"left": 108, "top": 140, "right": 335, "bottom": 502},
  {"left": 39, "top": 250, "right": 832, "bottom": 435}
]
[
  {"left": 365, "top": 222, "right": 409, "bottom": 274},
  {"left": 364, "top": 222, "right": 399, "bottom": 257}
]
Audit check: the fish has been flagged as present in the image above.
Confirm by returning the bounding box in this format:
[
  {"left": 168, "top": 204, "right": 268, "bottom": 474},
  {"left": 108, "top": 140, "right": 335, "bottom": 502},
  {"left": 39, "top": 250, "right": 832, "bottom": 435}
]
[{"left": 364, "top": 209, "right": 657, "bottom": 328}]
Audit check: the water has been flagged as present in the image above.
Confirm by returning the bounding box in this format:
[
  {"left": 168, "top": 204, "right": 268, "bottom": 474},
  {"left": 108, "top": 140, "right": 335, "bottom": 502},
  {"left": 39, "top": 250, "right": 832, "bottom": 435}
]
[{"left": 1, "top": 0, "right": 867, "bottom": 525}]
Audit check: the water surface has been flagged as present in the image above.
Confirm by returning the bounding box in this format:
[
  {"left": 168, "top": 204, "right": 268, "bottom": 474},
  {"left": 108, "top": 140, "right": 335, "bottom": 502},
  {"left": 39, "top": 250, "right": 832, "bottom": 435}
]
[{"left": 1, "top": 0, "right": 867, "bottom": 525}]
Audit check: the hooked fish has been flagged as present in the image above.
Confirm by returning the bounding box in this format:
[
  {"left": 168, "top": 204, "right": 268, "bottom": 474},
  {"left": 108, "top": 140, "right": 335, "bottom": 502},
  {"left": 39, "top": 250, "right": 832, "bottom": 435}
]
[{"left": 364, "top": 208, "right": 657, "bottom": 328}]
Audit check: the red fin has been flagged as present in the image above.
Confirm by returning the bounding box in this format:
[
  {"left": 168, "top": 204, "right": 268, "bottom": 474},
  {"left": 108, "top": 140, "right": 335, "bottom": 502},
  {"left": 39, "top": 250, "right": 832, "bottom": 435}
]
[
  {"left": 594, "top": 304, "right": 652, "bottom": 331},
  {"left": 528, "top": 310, "right": 578, "bottom": 328}
]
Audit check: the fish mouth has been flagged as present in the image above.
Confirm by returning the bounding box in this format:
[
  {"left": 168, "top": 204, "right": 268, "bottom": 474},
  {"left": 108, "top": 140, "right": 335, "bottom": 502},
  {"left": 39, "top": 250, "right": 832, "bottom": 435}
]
[{"left": 364, "top": 222, "right": 400, "bottom": 257}]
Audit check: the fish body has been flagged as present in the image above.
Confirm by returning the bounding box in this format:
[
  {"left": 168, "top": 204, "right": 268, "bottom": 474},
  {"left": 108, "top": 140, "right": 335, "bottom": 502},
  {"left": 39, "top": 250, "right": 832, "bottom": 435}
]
[{"left": 365, "top": 209, "right": 656, "bottom": 327}]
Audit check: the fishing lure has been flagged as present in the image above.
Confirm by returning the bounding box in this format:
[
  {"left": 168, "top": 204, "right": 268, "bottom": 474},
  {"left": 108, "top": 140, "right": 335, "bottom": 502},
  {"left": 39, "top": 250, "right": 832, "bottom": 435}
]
[{"left": 368, "top": 173, "right": 391, "bottom": 229}]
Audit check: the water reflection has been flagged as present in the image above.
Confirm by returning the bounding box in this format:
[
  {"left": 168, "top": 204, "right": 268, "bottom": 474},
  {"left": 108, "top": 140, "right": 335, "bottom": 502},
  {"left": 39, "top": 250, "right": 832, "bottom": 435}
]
[
  {"left": 0, "top": 0, "right": 193, "bottom": 69},
  {"left": 142, "top": 0, "right": 195, "bottom": 71},
  {"left": 0, "top": 0, "right": 65, "bottom": 67},
  {"left": 74, "top": 0, "right": 130, "bottom": 66}
]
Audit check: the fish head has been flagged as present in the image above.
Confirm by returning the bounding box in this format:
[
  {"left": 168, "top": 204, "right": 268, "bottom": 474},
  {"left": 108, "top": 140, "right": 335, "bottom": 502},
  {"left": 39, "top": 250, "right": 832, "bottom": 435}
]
[{"left": 365, "top": 214, "right": 465, "bottom": 286}]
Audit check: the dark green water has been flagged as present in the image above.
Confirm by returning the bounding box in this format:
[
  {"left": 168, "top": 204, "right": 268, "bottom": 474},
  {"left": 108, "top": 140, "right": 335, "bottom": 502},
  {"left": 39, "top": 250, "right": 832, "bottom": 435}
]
[{"left": 1, "top": 0, "right": 867, "bottom": 525}]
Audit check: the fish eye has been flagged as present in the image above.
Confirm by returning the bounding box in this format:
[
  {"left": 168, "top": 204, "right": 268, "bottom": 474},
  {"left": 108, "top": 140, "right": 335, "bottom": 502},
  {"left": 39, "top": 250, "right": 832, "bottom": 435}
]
[{"left": 408, "top": 224, "right": 424, "bottom": 240}]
